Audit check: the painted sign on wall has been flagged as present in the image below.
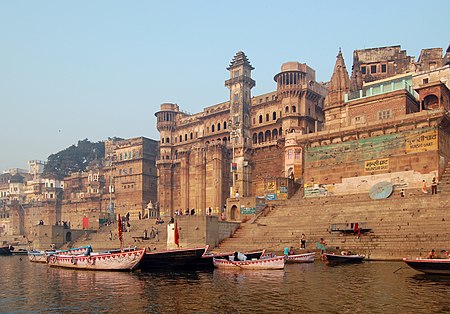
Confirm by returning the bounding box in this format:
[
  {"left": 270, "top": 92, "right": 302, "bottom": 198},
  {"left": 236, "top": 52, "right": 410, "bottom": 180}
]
[
  {"left": 364, "top": 158, "right": 389, "bottom": 173},
  {"left": 405, "top": 129, "right": 438, "bottom": 153},
  {"left": 240, "top": 206, "right": 256, "bottom": 215}
]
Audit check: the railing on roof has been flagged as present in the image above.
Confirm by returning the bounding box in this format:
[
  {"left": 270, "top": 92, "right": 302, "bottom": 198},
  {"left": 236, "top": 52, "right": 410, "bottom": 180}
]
[{"left": 346, "top": 78, "right": 418, "bottom": 102}]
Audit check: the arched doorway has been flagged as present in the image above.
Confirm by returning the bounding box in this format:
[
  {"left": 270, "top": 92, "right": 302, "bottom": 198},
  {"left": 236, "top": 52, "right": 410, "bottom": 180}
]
[
  {"left": 65, "top": 232, "right": 72, "bottom": 242},
  {"left": 423, "top": 94, "right": 439, "bottom": 109},
  {"left": 230, "top": 205, "right": 238, "bottom": 221}
]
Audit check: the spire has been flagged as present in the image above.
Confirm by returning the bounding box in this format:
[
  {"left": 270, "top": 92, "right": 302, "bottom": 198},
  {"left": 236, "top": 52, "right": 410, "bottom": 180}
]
[
  {"left": 227, "top": 51, "right": 254, "bottom": 70},
  {"left": 350, "top": 50, "right": 363, "bottom": 92},
  {"left": 326, "top": 49, "right": 351, "bottom": 108}
]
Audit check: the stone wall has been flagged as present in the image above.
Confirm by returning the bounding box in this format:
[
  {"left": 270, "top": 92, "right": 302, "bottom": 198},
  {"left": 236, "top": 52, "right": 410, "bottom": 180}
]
[{"left": 252, "top": 145, "right": 284, "bottom": 196}]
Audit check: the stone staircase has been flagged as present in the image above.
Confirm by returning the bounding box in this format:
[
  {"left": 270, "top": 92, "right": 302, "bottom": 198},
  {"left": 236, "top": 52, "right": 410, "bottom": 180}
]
[
  {"left": 65, "top": 219, "right": 168, "bottom": 251},
  {"left": 218, "top": 163, "right": 450, "bottom": 260}
]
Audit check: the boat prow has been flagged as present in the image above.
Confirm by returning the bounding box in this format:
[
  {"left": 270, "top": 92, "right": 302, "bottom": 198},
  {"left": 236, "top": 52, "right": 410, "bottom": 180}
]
[{"left": 403, "top": 258, "right": 450, "bottom": 275}]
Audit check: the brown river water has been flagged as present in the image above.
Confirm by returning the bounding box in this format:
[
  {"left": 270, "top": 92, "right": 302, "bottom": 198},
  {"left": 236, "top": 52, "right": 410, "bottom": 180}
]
[{"left": 0, "top": 256, "right": 449, "bottom": 313}]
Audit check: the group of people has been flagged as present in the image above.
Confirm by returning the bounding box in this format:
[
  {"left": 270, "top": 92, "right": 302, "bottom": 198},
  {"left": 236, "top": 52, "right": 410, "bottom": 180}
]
[
  {"left": 283, "top": 234, "right": 308, "bottom": 255},
  {"left": 421, "top": 177, "right": 439, "bottom": 195},
  {"left": 426, "top": 249, "right": 450, "bottom": 259},
  {"left": 174, "top": 208, "right": 197, "bottom": 216}
]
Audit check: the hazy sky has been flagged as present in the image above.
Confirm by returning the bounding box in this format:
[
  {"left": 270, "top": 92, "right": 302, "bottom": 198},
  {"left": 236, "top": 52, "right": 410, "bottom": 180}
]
[{"left": 1, "top": 0, "right": 449, "bottom": 171}]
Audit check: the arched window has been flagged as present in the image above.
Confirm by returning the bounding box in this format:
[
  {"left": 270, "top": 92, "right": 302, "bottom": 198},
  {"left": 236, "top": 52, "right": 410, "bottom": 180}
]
[
  {"left": 190, "top": 133, "right": 193, "bottom": 139},
  {"left": 259, "top": 115, "right": 263, "bottom": 123},
  {"left": 424, "top": 94, "right": 439, "bottom": 109},
  {"left": 273, "top": 112, "right": 277, "bottom": 120},
  {"left": 279, "top": 127, "right": 283, "bottom": 135},
  {"left": 166, "top": 137, "right": 169, "bottom": 143},
  {"left": 185, "top": 134, "right": 188, "bottom": 141},
  {"left": 258, "top": 132, "right": 264, "bottom": 143},
  {"left": 179, "top": 135, "right": 182, "bottom": 142},
  {"left": 292, "top": 106, "right": 296, "bottom": 113},
  {"left": 224, "top": 121, "right": 227, "bottom": 129},
  {"left": 212, "top": 124, "right": 215, "bottom": 132},
  {"left": 265, "top": 130, "right": 271, "bottom": 141},
  {"left": 252, "top": 133, "right": 257, "bottom": 144},
  {"left": 285, "top": 106, "right": 289, "bottom": 113},
  {"left": 162, "top": 138, "right": 165, "bottom": 144},
  {"left": 223, "top": 137, "right": 228, "bottom": 142},
  {"left": 266, "top": 113, "right": 269, "bottom": 122},
  {"left": 217, "top": 123, "right": 221, "bottom": 131}
]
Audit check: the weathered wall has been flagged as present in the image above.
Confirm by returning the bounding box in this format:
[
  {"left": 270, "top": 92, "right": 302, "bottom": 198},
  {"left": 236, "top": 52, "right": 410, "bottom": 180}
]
[{"left": 252, "top": 145, "right": 284, "bottom": 196}]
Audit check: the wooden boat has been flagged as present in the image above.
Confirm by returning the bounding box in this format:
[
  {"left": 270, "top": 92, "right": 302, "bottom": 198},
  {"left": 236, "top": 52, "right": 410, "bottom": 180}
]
[
  {"left": 403, "top": 258, "right": 450, "bottom": 275},
  {"left": 28, "top": 246, "right": 92, "bottom": 263},
  {"left": 139, "top": 246, "right": 208, "bottom": 271},
  {"left": 286, "top": 252, "right": 315, "bottom": 263},
  {"left": 47, "top": 247, "right": 145, "bottom": 271},
  {"left": 213, "top": 255, "right": 285, "bottom": 270},
  {"left": 198, "top": 249, "right": 265, "bottom": 269},
  {"left": 322, "top": 253, "right": 365, "bottom": 265},
  {"left": 0, "top": 245, "right": 13, "bottom": 256}
]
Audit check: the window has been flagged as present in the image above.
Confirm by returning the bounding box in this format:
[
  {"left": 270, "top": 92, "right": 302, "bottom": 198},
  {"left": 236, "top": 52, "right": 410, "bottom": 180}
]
[
  {"left": 162, "top": 138, "right": 164, "bottom": 144},
  {"left": 292, "top": 106, "right": 296, "bottom": 113},
  {"left": 266, "top": 113, "right": 269, "bottom": 122},
  {"left": 217, "top": 123, "right": 221, "bottom": 131},
  {"left": 166, "top": 137, "right": 169, "bottom": 143},
  {"left": 371, "top": 65, "right": 377, "bottom": 74},
  {"left": 179, "top": 135, "right": 182, "bottom": 142},
  {"left": 233, "top": 70, "right": 239, "bottom": 78},
  {"left": 285, "top": 106, "right": 289, "bottom": 113},
  {"left": 212, "top": 124, "right": 215, "bottom": 132},
  {"left": 190, "top": 132, "right": 193, "bottom": 139},
  {"left": 129, "top": 168, "right": 132, "bottom": 175},
  {"left": 185, "top": 134, "right": 188, "bottom": 141},
  {"left": 381, "top": 64, "right": 387, "bottom": 73},
  {"left": 273, "top": 112, "right": 277, "bottom": 120},
  {"left": 259, "top": 115, "right": 263, "bottom": 123},
  {"left": 377, "top": 110, "right": 391, "bottom": 120},
  {"left": 224, "top": 121, "right": 227, "bottom": 129},
  {"left": 287, "top": 150, "right": 293, "bottom": 159},
  {"left": 361, "top": 66, "right": 366, "bottom": 74},
  {"left": 423, "top": 78, "right": 429, "bottom": 84}
]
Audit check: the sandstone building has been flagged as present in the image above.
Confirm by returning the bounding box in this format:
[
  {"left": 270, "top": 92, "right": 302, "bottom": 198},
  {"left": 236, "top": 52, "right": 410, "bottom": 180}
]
[{"left": 156, "top": 45, "right": 450, "bottom": 220}]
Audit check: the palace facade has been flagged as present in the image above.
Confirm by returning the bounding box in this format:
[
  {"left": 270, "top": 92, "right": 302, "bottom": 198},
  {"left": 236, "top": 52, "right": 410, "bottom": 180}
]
[{"left": 156, "top": 45, "right": 450, "bottom": 217}]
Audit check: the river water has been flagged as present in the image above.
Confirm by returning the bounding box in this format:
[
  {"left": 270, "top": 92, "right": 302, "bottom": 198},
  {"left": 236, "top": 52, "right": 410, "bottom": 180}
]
[{"left": 1, "top": 256, "right": 449, "bottom": 313}]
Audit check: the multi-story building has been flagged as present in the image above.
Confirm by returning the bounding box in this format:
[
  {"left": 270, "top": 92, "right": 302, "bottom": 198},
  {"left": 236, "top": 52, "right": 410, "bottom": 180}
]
[{"left": 156, "top": 45, "right": 450, "bottom": 219}]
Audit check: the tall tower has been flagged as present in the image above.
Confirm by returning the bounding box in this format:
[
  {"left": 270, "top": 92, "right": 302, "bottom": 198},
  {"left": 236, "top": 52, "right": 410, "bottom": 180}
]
[
  {"left": 225, "top": 51, "right": 255, "bottom": 197},
  {"left": 324, "top": 49, "right": 351, "bottom": 130}
]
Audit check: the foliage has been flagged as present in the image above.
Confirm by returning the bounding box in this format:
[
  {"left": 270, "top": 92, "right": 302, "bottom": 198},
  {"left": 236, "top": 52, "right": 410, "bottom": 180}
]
[{"left": 43, "top": 139, "right": 105, "bottom": 178}]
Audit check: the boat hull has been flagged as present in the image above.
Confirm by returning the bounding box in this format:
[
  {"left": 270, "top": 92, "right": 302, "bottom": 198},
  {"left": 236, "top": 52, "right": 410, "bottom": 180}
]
[
  {"left": 213, "top": 256, "right": 285, "bottom": 270},
  {"left": 286, "top": 252, "right": 315, "bottom": 263},
  {"left": 0, "top": 246, "right": 13, "bottom": 256},
  {"left": 48, "top": 248, "right": 145, "bottom": 271},
  {"left": 323, "top": 253, "right": 365, "bottom": 265},
  {"left": 403, "top": 258, "right": 450, "bottom": 275},
  {"left": 139, "top": 247, "right": 208, "bottom": 270},
  {"left": 28, "top": 246, "right": 91, "bottom": 263}
]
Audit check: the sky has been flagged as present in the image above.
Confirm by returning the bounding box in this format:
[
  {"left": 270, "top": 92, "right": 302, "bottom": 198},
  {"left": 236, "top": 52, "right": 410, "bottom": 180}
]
[{"left": 1, "top": 0, "right": 449, "bottom": 171}]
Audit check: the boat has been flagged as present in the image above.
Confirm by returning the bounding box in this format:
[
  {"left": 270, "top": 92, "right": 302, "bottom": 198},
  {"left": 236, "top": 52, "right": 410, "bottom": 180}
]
[
  {"left": 198, "top": 249, "right": 266, "bottom": 269},
  {"left": 285, "top": 252, "right": 315, "bottom": 263},
  {"left": 0, "top": 245, "right": 13, "bottom": 256},
  {"left": 12, "top": 248, "right": 29, "bottom": 256},
  {"left": 28, "top": 246, "right": 92, "bottom": 263},
  {"left": 213, "top": 255, "right": 285, "bottom": 270},
  {"left": 47, "top": 247, "right": 145, "bottom": 271},
  {"left": 403, "top": 258, "right": 450, "bottom": 275},
  {"left": 139, "top": 246, "right": 208, "bottom": 271},
  {"left": 322, "top": 253, "right": 365, "bottom": 265}
]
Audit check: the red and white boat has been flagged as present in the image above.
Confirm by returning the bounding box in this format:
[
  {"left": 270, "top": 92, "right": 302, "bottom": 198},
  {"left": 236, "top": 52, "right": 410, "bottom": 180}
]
[
  {"left": 28, "top": 246, "right": 92, "bottom": 263},
  {"left": 213, "top": 255, "right": 285, "bottom": 270},
  {"left": 47, "top": 248, "right": 145, "bottom": 271},
  {"left": 285, "top": 252, "right": 315, "bottom": 263}
]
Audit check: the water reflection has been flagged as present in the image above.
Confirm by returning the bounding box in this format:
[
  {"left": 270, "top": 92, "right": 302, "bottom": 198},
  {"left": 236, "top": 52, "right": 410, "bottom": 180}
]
[{"left": 1, "top": 257, "right": 450, "bottom": 313}]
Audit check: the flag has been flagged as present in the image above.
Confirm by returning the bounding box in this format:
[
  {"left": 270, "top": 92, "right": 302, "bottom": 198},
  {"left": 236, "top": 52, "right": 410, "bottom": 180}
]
[
  {"left": 174, "top": 220, "right": 179, "bottom": 248},
  {"left": 118, "top": 214, "right": 123, "bottom": 248}
]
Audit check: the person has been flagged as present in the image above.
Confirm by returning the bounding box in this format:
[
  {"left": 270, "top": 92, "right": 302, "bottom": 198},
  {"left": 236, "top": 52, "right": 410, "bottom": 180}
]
[
  {"left": 283, "top": 246, "right": 289, "bottom": 256},
  {"left": 185, "top": 208, "right": 190, "bottom": 215},
  {"left": 208, "top": 207, "right": 212, "bottom": 216},
  {"left": 319, "top": 238, "right": 327, "bottom": 254},
  {"left": 126, "top": 212, "right": 130, "bottom": 221},
  {"left": 143, "top": 229, "right": 148, "bottom": 240},
  {"left": 138, "top": 212, "right": 142, "bottom": 220},
  {"left": 426, "top": 249, "right": 438, "bottom": 259},
  {"left": 235, "top": 191, "right": 240, "bottom": 200},
  {"left": 400, "top": 189, "right": 405, "bottom": 197},
  {"left": 300, "top": 234, "right": 306, "bottom": 249},
  {"left": 421, "top": 180, "right": 428, "bottom": 194},
  {"left": 191, "top": 208, "right": 195, "bottom": 215},
  {"left": 289, "top": 246, "right": 296, "bottom": 255},
  {"left": 169, "top": 216, "right": 174, "bottom": 224},
  {"left": 431, "top": 177, "right": 438, "bottom": 195}
]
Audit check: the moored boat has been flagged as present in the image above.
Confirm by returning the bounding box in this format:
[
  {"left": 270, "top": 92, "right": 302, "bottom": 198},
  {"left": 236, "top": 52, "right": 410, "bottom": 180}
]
[
  {"left": 198, "top": 249, "right": 265, "bottom": 269},
  {"left": 403, "top": 258, "right": 450, "bottom": 275},
  {"left": 28, "top": 246, "right": 92, "bottom": 263},
  {"left": 322, "top": 253, "right": 365, "bottom": 265},
  {"left": 139, "top": 246, "right": 208, "bottom": 271},
  {"left": 0, "top": 245, "right": 13, "bottom": 256},
  {"left": 286, "top": 252, "right": 315, "bottom": 263},
  {"left": 47, "top": 247, "right": 145, "bottom": 271},
  {"left": 213, "top": 255, "right": 285, "bottom": 270}
]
